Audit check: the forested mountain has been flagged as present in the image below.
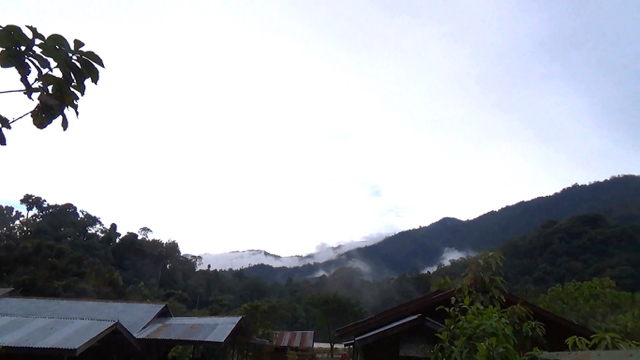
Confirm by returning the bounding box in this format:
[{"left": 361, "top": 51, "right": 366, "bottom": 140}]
[
  {"left": 0, "top": 175, "right": 639, "bottom": 343},
  {"left": 241, "top": 175, "right": 640, "bottom": 282},
  {"left": 0, "top": 195, "right": 425, "bottom": 340},
  {"left": 432, "top": 212, "right": 640, "bottom": 298}
]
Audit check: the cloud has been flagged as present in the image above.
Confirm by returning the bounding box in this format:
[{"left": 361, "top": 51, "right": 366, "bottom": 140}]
[
  {"left": 422, "top": 247, "right": 476, "bottom": 273},
  {"left": 199, "top": 232, "right": 390, "bottom": 270},
  {"left": 365, "top": 183, "right": 382, "bottom": 198}
]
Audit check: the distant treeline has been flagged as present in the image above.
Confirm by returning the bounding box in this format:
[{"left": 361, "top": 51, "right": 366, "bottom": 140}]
[{"left": 0, "top": 175, "right": 639, "bottom": 342}]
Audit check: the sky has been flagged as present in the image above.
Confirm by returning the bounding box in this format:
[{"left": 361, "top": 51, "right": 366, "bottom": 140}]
[{"left": 1, "top": 0, "right": 638, "bottom": 257}]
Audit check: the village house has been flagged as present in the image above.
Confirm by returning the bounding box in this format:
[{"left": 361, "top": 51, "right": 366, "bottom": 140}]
[
  {"left": 0, "top": 288, "right": 261, "bottom": 360},
  {"left": 335, "top": 289, "right": 595, "bottom": 360}
]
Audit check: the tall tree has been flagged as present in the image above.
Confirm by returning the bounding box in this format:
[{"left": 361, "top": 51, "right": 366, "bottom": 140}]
[{"left": 307, "top": 293, "right": 366, "bottom": 358}]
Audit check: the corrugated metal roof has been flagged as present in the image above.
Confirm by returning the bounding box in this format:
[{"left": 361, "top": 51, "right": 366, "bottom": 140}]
[
  {"left": 0, "top": 297, "right": 168, "bottom": 334},
  {"left": 274, "top": 331, "right": 314, "bottom": 349},
  {"left": 356, "top": 314, "right": 421, "bottom": 342},
  {"left": 0, "top": 315, "right": 119, "bottom": 355},
  {"left": 0, "top": 288, "right": 14, "bottom": 297},
  {"left": 343, "top": 314, "right": 426, "bottom": 347},
  {"left": 136, "top": 316, "right": 243, "bottom": 344}
]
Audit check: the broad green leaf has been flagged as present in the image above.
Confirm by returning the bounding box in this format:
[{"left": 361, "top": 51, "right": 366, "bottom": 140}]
[
  {"left": 61, "top": 113, "right": 68, "bottom": 131},
  {"left": 73, "top": 39, "right": 85, "bottom": 51},
  {"left": 80, "top": 50, "right": 104, "bottom": 67},
  {"left": 31, "top": 103, "right": 60, "bottom": 129},
  {"left": 0, "top": 25, "right": 31, "bottom": 48},
  {"left": 71, "top": 83, "right": 85, "bottom": 96},
  {"left": 78, "top": 57, "right": 99, "bottom": 84},
  {"left": 41, "top": 73, "right": 60, "bottom": 86},
  {"left": 31, "top": 52, "right": 51, "bottom": 70},
  {"left": 69, "top": 62, "right": 87, "bottom": 95},
  {"left": 26, "top": 25, "right": 45, "bottom": 41},
  {"left": 0, "top": 49, "right": 17, "bottom": 68},
  {"left": 0, "top": 114, "right": 10, "bottom": 129},
  {"left": 37, "top": 42, "right": 68, "bottom": 66},
  {"left": 46, "top": 34, "right": 71, "bottom": 50}
]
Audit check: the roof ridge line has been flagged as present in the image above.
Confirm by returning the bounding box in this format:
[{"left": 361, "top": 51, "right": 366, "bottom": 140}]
[
  {"left": 1, "top": 295, "right": 167, "bottom": 305},
  {"left": 0, "top": 313, "right": 120, "bottom": 322}
]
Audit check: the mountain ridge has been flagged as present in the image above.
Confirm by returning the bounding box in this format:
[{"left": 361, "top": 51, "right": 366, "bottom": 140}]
[{"left": 226, "top": 175, "right": 640, "bottom": 282}]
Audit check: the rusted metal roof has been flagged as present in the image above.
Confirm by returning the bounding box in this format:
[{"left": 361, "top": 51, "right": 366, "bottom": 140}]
[
  {"left": 0, "top": 297, "right": 169, "bottom": 334},
  {"left": 136, "top": 316, "right": 244, "bottom": 344},
  {"left": 274, "top": 331, "right": 314, "bottom": 349},
  {"left": 0, "top": 315, "right": 136, "bottom": 356}
]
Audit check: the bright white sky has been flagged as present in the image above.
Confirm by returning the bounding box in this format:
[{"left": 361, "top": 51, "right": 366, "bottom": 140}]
[{"left": 1, "top": 1, "right": 638, "bottom": 256}]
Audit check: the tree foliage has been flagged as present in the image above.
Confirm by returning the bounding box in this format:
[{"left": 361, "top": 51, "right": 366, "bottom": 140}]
[
  {"left": 0, "top": 194, "right": 371, "bottom": 342},
  {"left": 430, "top": 252, "right": 639, "bottom": 359},
  {"left": 430, "top": 252, "right": 545, "bottom": 360},
  {"left": 0, "top": 24, "right": 104, "bottom": 145},
  {"left": 538, "top": 278, "right": 640, "bottom": 341},
  {"left": 1, "top": 193, "right": 639, "bottom": 353},
  {"left": 307, "top": 292, "right": 366, "bottom": 358}
]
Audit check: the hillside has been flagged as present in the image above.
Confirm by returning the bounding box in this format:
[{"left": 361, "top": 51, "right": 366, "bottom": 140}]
[
  {"left": 241, "top": 175, "right": 640, "bottom": 282},
  {"left": 432, "top": 212, "right": 640, "bottom": 297},
  {"left": 1, "top": 179, "right": 639, "bottom": 344}
]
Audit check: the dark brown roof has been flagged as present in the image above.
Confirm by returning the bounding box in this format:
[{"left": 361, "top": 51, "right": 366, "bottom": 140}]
[
  {"left": 335, "top": 290, "right": 450, "bottom": 341},
  {"left": 335, "top": 289, "right": 595, "bottom": 351}
]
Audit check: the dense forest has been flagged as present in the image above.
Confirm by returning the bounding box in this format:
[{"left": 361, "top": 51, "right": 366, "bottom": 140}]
[
  {"left": 1, "top": 175, "right": 639, "bottom": 343},
  {"left": 240, "top": 175, "right": 640, "bottom": 282}
]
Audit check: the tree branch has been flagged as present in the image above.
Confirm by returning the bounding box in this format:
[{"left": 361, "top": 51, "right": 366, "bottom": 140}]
[
  {"left": 9, "top": 110, "right": 32, "bottom": 125},
  {"left": 0, "top": 88, "right": 44, "bottom": 95},
  {"left": 0, "top": 89, "right": 27, "bottom": 95}
]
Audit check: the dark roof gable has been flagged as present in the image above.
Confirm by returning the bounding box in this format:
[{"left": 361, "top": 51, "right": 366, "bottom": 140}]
[{"left": 335, "top": 289, "right": 595, "bottom": 351}]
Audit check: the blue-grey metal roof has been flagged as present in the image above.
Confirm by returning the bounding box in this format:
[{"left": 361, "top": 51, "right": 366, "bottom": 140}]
[
  {"left": 136, "top": 316, "right": 244, "bottom": 344},
  {"left": 0, "top": 297, "right": 168, "bottom": 334},
  {"left": 0, "top": 315, "right": 121, "bottom": 355}
]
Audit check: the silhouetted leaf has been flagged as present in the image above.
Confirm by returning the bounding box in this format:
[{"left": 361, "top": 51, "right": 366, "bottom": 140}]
[
  {"left": 26, "top": 25, "right": 45, "bottom": 41},
  {"left": 31, "top": 103, "right": 59, "bottom": 129},
  {"left": 69, "top": 63, "right": 87, "bottom": 95},
  {"left": 0, "top": 115, "right": 11, "bottom": 129},
  {"left": 61, "top": 113, "right": 68, "bottom": 131},
  {"left": 31, "top": 52, "right": 51, "bottom": 70},
  {"left": 46, "top": 34, "right": 71, "bottom": 50},
  {"left": 80, "top": 50, "right": 104, "bottom": 67},
  {"left": 73, "top": 39, "right": 85, "bottom": 51},
  {"left": 0, "top": 25, "right": 31, "bottom": 48},
  {"left": 78, "top": 58, "right": 99, "bottom": 84},
  {"left": 0, "top": 114, "right": 10, "bottom": 129},
  {"left": 0, "top": 49, "right": 17, "bottom": 68}
]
